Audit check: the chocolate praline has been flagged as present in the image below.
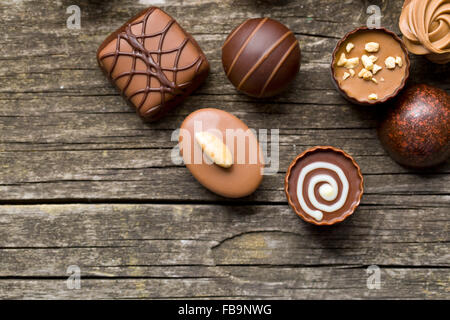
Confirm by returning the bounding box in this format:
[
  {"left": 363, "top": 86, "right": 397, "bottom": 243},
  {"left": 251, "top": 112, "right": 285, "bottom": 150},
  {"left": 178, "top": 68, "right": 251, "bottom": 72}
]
[
  {"left": 399, "top": 0, "right": 450, "bottom": 64},
  {"left": 331, "top": 27, "right": 410, "bottom": 106},
  {"left": 179, "top": 108, "right": 264, "bottom": 198},
  {"left": 97, "top": 7, "right": 210, "bottom": 122},
  {"left": 285, "top": 146, "right": 364, "bottom": 226},
  {"left": 222, "top": 18, "right": 301, "bottom": 98},
  {"left": 378, "top": 84, "right": 450, "bottom": 168}
]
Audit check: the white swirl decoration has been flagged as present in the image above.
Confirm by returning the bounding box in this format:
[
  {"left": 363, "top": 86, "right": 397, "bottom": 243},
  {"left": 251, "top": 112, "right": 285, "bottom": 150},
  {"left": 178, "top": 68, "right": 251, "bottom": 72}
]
[{"left": 296, "top": 162, "right": 349, "bottom": 221}]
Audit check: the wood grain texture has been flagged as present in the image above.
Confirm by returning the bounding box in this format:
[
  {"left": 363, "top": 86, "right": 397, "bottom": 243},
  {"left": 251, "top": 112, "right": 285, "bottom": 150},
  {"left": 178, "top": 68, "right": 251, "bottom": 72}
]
[
  {"left": 0, "top": 0, "right": 448, "bottom": 299},
  {"left": 0, "top": 204, "right": 448, "bottom": 299}
]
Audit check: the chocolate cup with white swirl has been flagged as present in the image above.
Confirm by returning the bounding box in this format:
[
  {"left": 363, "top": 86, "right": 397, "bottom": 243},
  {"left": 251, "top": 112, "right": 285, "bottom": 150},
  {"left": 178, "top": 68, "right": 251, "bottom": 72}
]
[{"left": 285, "top": 146, "right": 364, "bottom": 226}]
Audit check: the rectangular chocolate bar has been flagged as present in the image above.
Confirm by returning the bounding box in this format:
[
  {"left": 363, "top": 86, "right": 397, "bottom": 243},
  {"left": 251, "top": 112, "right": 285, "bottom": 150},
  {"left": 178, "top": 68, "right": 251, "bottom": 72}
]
[{"left": 97, "top": 7, "right": 209, "bottom": 122}]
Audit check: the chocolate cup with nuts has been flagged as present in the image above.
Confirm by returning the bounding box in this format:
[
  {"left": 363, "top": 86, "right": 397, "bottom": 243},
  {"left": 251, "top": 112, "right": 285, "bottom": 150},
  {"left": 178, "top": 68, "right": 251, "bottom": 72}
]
[{"left": 331, "top": 27, "right": 410, "bottom": 106}]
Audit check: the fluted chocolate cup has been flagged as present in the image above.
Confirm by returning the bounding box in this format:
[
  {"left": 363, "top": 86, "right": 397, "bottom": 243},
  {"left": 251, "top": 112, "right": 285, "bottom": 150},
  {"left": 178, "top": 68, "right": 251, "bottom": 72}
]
[
  {"left": 285, "top": 146, "right": 364, "bottom": 226},
  {"left": 331, "top": 27, "right": 410, "bottom": 106}
]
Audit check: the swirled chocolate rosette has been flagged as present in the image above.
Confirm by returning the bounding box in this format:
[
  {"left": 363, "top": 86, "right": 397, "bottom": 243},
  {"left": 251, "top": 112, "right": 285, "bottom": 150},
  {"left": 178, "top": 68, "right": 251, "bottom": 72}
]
[
  {"left": 285, "top": 147, "right": 364, "bottom": 226},
  {"left": 399, "top": 0, "right": 450, "bottom": 64}
]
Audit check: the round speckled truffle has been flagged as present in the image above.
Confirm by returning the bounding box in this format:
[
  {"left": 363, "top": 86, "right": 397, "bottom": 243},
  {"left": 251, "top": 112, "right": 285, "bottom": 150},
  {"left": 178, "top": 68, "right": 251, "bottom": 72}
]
[{"left": 378, "top": 84, "right": 449, "bottom": 168}]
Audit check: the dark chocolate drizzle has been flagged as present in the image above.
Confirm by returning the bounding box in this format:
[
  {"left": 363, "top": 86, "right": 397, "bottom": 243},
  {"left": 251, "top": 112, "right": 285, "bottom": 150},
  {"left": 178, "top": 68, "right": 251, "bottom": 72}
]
[{"left": 99, "top": 8, "right": 204, "bottom": 116}]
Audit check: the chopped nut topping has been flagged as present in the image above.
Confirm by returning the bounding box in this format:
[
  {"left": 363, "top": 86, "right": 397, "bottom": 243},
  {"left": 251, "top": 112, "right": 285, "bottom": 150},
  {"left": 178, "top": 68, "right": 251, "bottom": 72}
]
[
  {"left": 385, "top": 56, "right": 396, "bottom": 69},
  {"left": 371, "top": 77, "right": 378, "bottom": 84},
  {"left": 346, "top": 43, "right": 355, "bottom": 53},
  {"left": 344, "top": 57, "right": 359, "bottom": 69},
  {"left": 362, "top": 55, "right": 374, "bottom": 70},
  {"left": 336, "top": 53, "right": 359, "bottom": 69},
  {"left": 358, "top": 68, "right": 373, "bottom": 80},
  {"left": 365, "top": 42, "right": 380, "bottom": 53},
  {"left": 337, "top": 53, "right": 347, "bottom": 67},
  {"left": 368, "top": 93, "right": 378, "bottom": 100},
  {"left": 349, "top": 69, "right": 355, "bottom": 77},
  {"left": 372, "top": 64, "right": 382, "bottom": 75},
  {"left": 343, "top": 72, "right": 350, "bottom": 80},
  {"left": 369, "top": 55, "right": 378, "bottom": 63},
  {"left": 395, "top": 56, "right": 403, "bottom": 67},
  {"left": 358, "top": 68, "right": 365, "bottom": 78},
  {"left": 363, "top": 71, "right": 373, "bottom": 80}
]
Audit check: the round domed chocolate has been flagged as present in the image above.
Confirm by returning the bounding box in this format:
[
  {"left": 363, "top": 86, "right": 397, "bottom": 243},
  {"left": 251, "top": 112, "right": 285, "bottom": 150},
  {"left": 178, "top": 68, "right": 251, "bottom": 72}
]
[
  {"left": 222, "top": 18, "right": 301, "bottom": 98},
  {"left": 285, "top": 146, "right": 364, "bottom": 226},
  {"left": 378, "top": 84, "right": 450, "bottom": 168}
]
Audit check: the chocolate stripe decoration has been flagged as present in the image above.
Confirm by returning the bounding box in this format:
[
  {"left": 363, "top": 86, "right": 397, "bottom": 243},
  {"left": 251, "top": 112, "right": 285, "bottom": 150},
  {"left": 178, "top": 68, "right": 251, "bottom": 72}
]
[
  {"left": 97, "top": 7, "right": 209, "bottom": 122},
  {"left": 237, "top": 31, "right": 293, "bottom": 90},
  {"left": 222, "top": 19, "right": 252, "bottom": 55},
  {"left": 222, "top": 17, "right": 301, "bottom": 98},
  {"left": 226, "top": 18, "right": 269, "bottom": 77},
  {"left": 260, "top": 40, "right": 299, "bottom": 97}
]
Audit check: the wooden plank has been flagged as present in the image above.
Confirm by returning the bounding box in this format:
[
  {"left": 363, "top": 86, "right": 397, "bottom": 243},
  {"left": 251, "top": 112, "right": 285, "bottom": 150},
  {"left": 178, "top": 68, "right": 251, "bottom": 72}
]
[
  {"left": 0, "top": 204, "right": 448, "bottom": 270},
  {"left": 0, "top": 158, "right": 448, "bottom": 202},
  {"left": 0, "top": 204, "right": 448, "bottom": 299},
  {"left": 1, "top": 267, "right": 449, "bottom": 299}
]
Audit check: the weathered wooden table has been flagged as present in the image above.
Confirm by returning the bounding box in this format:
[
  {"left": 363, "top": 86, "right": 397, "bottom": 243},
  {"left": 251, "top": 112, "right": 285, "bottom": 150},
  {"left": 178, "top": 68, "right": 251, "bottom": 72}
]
[{"left": 0, "top": 0, "right": 448, "bottom": 299}]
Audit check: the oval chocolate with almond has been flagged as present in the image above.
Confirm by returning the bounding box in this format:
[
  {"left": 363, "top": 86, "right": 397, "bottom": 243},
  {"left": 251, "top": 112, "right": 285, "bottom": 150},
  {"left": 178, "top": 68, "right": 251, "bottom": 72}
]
[{"left": 179, "top": 108, "right": 264, "bottom": 198}]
